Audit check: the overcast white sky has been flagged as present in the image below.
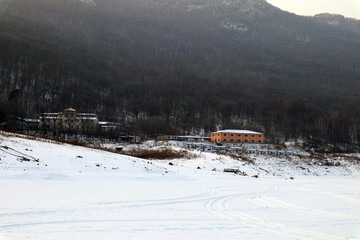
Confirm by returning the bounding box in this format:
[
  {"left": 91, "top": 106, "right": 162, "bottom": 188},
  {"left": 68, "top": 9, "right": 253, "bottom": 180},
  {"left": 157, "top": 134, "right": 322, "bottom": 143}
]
[{"left": 266, "top": 0, "right": 360, "bottom": 19}]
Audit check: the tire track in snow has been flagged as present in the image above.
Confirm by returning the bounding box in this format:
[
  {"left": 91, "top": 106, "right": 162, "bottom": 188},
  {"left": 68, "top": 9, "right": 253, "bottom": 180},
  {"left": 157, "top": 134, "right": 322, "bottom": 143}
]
[
  {"left": 204, "top": 187, "right": 345, "bottom": 240},
  {"left": 92, "top": 186, "right": 261, "bottom": 208},
  {"left": 0, "top": 218, "right": 218, "bottom": 231},
  {"left": 0, "top": 187, "right": 225, "bottom": 232},
  {"left": 249, "top": 196, "right": 360, "bottom": 220},
  {"left": 297, "top": 187, "right": 360, "bottom": 206},
  {"left": 93, "top": 188, "right": 220, "bottom": 208},
  {"left": 0, "top": 189, "right": 230, "bottom": 236}
]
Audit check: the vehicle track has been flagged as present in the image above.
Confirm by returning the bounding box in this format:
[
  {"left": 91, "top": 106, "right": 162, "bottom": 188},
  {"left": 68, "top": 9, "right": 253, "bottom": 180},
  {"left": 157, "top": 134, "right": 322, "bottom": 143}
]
[
  {"left": 204, "top": 185, "right": 347, "bottom": 240},
  {"left": 249, "top": 195, "right": 360, "bottom": 220},
  {"left": 297, "top": 187, "right": 360, "bottom": 206}
]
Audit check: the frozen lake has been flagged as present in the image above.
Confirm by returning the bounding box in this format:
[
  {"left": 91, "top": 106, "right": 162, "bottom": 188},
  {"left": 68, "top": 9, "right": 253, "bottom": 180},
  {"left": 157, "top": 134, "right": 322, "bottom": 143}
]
[{"left": 1, "top": 177, "right": 360, "bottom": 240}]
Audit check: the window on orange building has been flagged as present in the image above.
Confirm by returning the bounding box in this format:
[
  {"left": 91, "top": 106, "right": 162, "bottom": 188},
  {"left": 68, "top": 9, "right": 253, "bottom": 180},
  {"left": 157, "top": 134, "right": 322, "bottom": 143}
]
[
  {"left": 237, "top": 134, "right": 241, "bottom": 137},
  {"left": 223, "top": 139, "right": 227, "bottom": 142},
  {"left": 244, "top": 134, "right": 248, "bottom": 137},
  {"left": 258, "top": 140, "right": 262, "bottom": 143},
  {"left": 230, "top": 139, "right": 234, "bottom": 142},
  {"left": 251, "top": 135, "right": 255, "bottom": 138},
  {"left": 237, "top": 139, "right": 241, "bottom": 142},
  {"left": 223, "top": 133, "right": 227, "bottom": 137},
  {"left": 230, "top": 134, "right": 234, "bottom": 137},
  {"left": 244, "top": 139, "right": 248, "bottom": 143}
]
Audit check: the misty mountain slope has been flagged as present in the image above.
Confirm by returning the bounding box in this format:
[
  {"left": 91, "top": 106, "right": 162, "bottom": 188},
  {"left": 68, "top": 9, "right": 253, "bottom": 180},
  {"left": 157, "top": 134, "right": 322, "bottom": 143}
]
[
  {"left": 0, "top": 0, "right": 360, "bottom": 143},
  {"left": 2, "top": 0, "right": 359, "bottom": 80}
]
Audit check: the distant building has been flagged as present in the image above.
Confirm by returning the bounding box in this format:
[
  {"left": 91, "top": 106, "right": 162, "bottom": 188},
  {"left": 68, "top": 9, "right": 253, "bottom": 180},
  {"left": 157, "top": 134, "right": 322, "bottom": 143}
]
[
  {"left": 16, "top": 117, "right": 39, "bottom": 130},
  {"left": 178, "top": 135, "right": 210, "bottom": 142},
  {"left": 39, "top": 108, "right": 99, "bottom": 132},
  {"left": 157, "top": 135, "right": 179, "bottom": 141},
  {"left": 157, "top": 135, "right": 210, "bottom": 142},
  {"left": 210, "top": 129, "right": 264, "bottom": 144}
]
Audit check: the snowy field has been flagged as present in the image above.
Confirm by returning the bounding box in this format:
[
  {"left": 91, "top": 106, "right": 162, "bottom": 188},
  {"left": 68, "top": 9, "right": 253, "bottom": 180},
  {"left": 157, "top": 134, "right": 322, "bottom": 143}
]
[{"left": 1, "top": 131, "right": 360, "bottom": 240}]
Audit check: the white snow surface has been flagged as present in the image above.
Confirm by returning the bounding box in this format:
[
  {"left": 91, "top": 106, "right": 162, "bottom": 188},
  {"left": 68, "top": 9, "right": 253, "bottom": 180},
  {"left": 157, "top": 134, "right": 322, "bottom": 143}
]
[{"left": 1, "top": 131, "right": 360, "bottom": 240}]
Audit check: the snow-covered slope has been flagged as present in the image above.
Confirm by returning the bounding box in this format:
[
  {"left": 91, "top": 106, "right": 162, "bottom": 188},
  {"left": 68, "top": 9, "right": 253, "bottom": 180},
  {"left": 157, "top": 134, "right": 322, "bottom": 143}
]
[
  {"left": 0, "top": 131, "right": 173, "bottom": 181},
  {"left": 1, "top": 131, "right": 360, "bottom": 240},
  {"left": 120, "top": 140, "right": 360, "bottom": 178}
]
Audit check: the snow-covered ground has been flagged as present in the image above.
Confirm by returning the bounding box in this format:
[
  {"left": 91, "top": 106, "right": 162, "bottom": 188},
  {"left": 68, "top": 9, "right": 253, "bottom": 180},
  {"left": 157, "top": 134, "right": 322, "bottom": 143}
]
[
  {"left": 1, "top": 131, "right": 360, "bottom": 240},
  {"left": 120, "top": 140, "right": 360, "bottom": 178}
]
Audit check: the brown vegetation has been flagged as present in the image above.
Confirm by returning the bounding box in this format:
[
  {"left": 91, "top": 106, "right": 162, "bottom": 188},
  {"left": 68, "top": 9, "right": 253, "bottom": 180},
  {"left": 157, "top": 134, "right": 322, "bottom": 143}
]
[
  {"left": 123, "top": 148, "right": 197, "bottom": 160},
  {"left": 223, "top": 168, "right": 248, "bottom": 176}
]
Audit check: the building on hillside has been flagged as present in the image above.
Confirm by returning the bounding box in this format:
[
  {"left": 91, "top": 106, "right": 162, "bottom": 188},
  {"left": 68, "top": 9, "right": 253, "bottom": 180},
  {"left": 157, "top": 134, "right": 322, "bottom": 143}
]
[
  {"left": 178, "top": 135, "right": 210, "bottom": 142},
  {"left": 210, "top": 129, "right": 264, "bottom": 144},
  {"left": 15, "top": 117, "right": 39, "bottom": 130},
  {"left": 39, "top": 108, "right": 99, "bottom": 132},
  {"left": 157, "top": 135, "right": 179, "bottom": 141},
  {"left": 99, "top": 121, "right": 122, "bottom": 131},
  {"left": 157, "top": 135, "right": 210, "bottom": 142}
]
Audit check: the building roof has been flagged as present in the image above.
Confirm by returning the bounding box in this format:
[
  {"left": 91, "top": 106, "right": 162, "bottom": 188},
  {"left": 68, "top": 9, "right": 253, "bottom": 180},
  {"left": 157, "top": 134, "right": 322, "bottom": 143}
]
[
  {"left": 63, "top": 108, "right": 76, "bottom": 112},
  {"left": 40, "top": 110, "right": 98, "bottom": 120},
  {"left": 213, "top": 129, "right": 263, "bottom": 134},
  {"left": 17, "top": 117, "right": 40, "bottom": 123}
]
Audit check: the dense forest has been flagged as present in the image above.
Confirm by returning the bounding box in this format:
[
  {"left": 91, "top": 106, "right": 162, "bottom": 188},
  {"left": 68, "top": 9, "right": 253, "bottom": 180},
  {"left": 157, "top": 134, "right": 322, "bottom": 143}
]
[{"left": 0, "top": 0, "right": 359, "bottom": 147}]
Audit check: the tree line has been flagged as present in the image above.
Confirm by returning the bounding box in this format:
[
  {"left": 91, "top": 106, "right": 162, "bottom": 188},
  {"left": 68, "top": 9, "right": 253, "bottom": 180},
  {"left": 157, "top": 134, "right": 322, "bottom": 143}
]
[{"left": 0, "top": 0, "right": 359, "bottom": 148}]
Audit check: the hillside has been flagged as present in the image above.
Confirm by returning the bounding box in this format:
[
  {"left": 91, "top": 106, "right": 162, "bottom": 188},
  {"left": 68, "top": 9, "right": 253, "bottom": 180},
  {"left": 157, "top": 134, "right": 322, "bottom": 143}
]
[{"left": 0, "top": 0, "right": 360, "bottom": 145}]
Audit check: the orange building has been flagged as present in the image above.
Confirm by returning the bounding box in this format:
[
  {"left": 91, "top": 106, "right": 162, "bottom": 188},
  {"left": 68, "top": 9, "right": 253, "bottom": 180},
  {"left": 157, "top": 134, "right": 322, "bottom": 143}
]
[{"left": 211, "top": 129, "right": 264, "bottom": 144}]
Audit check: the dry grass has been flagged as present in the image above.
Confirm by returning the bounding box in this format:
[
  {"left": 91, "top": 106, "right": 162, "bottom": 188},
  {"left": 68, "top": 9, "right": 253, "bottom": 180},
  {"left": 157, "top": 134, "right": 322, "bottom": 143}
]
[
  {"left": 123, "top": 147, "right": 197, "bottom": 160},
  {"left": 223, "top": 152, "right": 255, "bottom": 164},
  {"left": 328, "top": 153, "right": 360, "bottom": 163}
]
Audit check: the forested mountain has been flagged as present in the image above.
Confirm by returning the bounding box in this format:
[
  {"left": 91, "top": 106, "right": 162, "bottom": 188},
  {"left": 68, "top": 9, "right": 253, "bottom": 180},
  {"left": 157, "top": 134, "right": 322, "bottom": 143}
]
[{"left": 0, "top": 0, "right": 359, "bottom": 146}]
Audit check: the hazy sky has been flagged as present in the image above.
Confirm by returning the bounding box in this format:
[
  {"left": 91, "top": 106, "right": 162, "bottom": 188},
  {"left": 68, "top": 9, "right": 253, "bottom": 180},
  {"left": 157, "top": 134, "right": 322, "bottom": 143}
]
[{"left": 266, "top": 0, "right": 360, "bottom": 19}]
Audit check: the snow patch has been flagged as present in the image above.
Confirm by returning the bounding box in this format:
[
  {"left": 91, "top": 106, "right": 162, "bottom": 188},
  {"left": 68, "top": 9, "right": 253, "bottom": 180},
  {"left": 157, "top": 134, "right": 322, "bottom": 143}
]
[
  {"left": 80, "top": 0, "right": 96, "bottom": 7},
  {"left": 327, "top": 20, "right": 340, "bottom": 26},
  {"left": 222, "top": 21, "right": 248, "bottom": 32},
  {"left": 186, "top": 4, "right": 206, "bottom": 11}
]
